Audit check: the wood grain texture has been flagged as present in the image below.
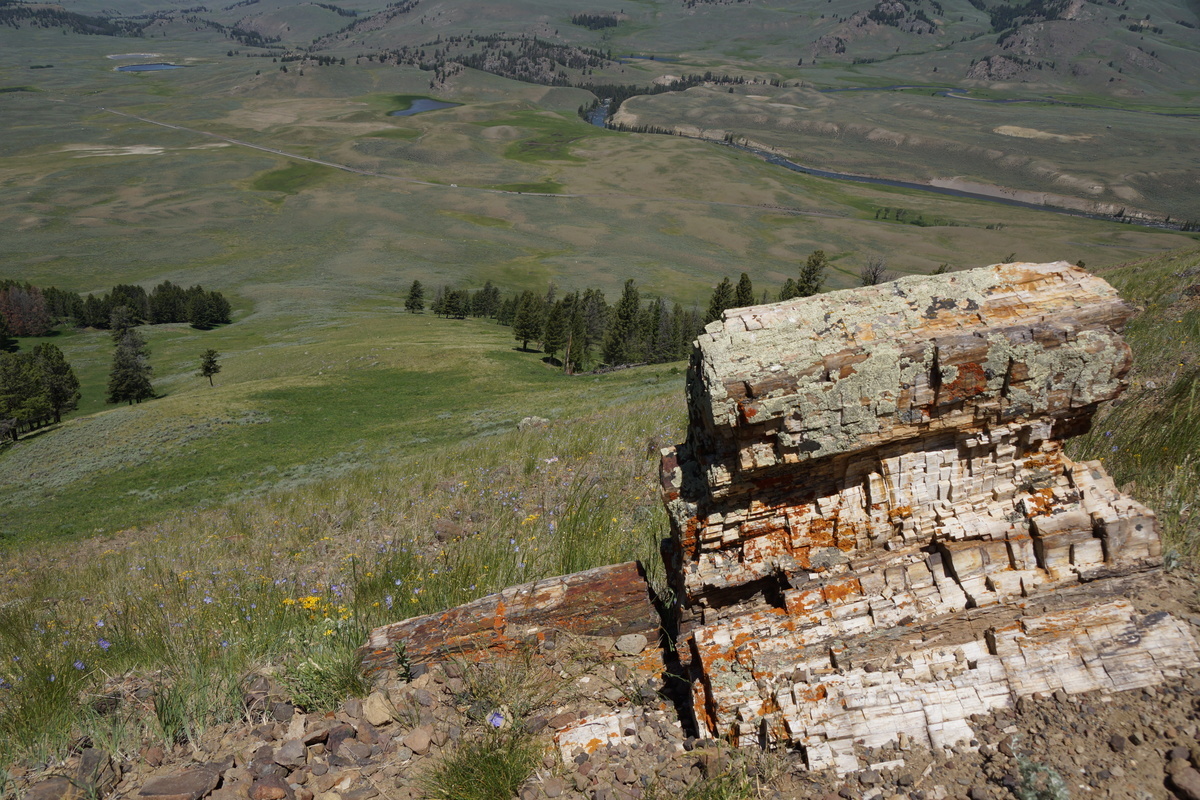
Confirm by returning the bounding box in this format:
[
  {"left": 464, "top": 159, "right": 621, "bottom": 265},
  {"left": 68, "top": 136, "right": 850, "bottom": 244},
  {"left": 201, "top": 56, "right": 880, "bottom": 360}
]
[{"left": 359, "top": 561, "right": 659, "bottom": 674}]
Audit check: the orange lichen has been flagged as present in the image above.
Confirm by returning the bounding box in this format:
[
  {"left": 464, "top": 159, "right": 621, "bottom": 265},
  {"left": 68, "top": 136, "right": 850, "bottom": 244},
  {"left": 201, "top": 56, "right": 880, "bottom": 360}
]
[{"left": 822, "top": 578, "right": 862, "bottom": 603}]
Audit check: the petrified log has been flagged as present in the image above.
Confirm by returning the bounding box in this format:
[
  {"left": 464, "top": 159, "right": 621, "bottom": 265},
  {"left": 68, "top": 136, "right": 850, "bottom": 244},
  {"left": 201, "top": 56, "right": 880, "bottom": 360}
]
[
  {"left": 359, "top": 561, "right": 658, "bottom": 674},
  {"left": 660, "top": 262, "right": 1200, "bottom": 772}
]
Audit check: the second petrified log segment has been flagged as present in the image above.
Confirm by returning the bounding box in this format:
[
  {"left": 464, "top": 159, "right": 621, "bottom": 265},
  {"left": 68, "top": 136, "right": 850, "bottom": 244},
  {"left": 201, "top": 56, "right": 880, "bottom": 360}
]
[
  {"left": 661, "top": 262, "right": 1199, "bottom": 771},
  {"left": 358, "top": 561, "right": 658, "bottom": 674}
]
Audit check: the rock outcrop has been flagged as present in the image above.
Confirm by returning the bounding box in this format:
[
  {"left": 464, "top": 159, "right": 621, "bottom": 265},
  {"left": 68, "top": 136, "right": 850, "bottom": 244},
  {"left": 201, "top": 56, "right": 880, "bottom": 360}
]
[{"left": 659, "top": 261, "right": 1200, "bottom": 773}]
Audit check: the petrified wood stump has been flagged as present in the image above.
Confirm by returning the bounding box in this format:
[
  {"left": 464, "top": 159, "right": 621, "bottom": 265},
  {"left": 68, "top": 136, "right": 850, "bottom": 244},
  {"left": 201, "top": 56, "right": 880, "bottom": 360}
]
[
  {"left": 358, "top": 561, "right": 659, "bottom": 674},
  {"left": 660, "top": 262, "right": 1200, "bottom": 773}
]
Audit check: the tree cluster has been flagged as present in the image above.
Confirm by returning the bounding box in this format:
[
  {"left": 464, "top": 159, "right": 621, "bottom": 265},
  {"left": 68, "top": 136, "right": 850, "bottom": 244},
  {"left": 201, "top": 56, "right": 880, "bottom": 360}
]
[
  {"left": 4, "top": 280, "right": 232, "bottom": 331},
  {"left": 570, "top": 13, "right": 619, "bottom": 30},
  {"left": 0, "top": 344, "right": 80, "bottom": 441},
  {"left": 702, "top": 253, "right": 829, "bottom": 324},
  {"left": 0, "top": 4, "right": 144, "bottom": 35},
  {"left": 414, "top": 279, "right": 704, "bottom": 372},
  {"left": 0, "top": 282, "right": 53, "bottom": 337}
]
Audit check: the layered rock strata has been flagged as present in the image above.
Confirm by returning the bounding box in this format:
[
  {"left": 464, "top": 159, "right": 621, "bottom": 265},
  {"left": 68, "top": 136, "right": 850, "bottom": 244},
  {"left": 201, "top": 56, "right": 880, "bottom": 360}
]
[{"left": 660, "top": 262, "right": 1200, "bottom": 772}]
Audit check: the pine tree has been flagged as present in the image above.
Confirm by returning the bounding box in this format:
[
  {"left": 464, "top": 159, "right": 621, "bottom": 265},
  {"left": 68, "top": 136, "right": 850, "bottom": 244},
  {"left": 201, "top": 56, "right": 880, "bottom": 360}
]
[
  {"left": 106, "top": 330, "right": 154, "bottom": 405},
  {"left": 581, "top": 288, "right": 609, "bottom": 355},
  {"left": 149, "top": 280, "right": 188, "bottom": 323},
  {"left": 602, "top": 279, "right": 641, "bottom": 366},
  {"left": 198, "top": 349, "right": 221, "bottom": 386},
  {"left": 705, "top": 277, "right": 734, "bottom": 323},
  {"left": 734, "top": 272, "right": 755, "bottom": 308},
  {"left": 0, "top": 284, "right": 52, "bottom": 337},
  {"left": 496, "top": 295, "right": 518, "bottom": 326},
  {"left": 110, "top": 284, "right": 150, "bottom": 322},
  {"left": 405, "top": 280, "right": 425, "bottom": 313},
  {"left": 31, "top": 343, "right": 80, "bottom": 423},
  {"left": 563, "top": 293, "right": 588, "bottom": 373},
  {"left": 208, "top": 291, "right": 232, "bottom": 324},
  {"left": 187, "top": 290, "right": 216, "bottom": 329},
  {"left": 83, "top": 293, "right": 110, "bottom": 328},
  {"left": 0, "top": 352, "right": 51, "bottom": 440},
  {"left": 109, "top": 305, "right": 138, "bottom": 342},
  {"left": 542, "top": 300, "right": 568, "bottom": 361},
  {"left": 0, "top": 311, "right": 11, "bottom": 353},
  {"left": 798, "top": 250, "right": 828, "bottom": 297},
  {"left": 778, "top": 278, "right": 800, "bottom": 301},
  {"left": 472, "top": 280, "right": 500, "bottom": 318},
  {"left": 512, "top": 291, "right": 543, "bottom": 351}
]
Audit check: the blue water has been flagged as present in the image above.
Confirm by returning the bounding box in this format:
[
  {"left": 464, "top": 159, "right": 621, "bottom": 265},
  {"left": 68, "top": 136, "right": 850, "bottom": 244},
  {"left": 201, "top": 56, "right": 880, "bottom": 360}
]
[
  {"left": 389, "top": 99, "right": 461, "bottom": 116},
  {"left": 587, "top": 100, "right": 611, "bottom": 127},
  {"left": 117, "top": 63, "right": 185, "bottom": 72}
]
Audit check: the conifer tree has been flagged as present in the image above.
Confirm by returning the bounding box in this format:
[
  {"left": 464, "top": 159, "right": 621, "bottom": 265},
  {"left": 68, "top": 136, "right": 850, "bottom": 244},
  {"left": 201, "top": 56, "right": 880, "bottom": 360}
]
[
  {"left": 798, "top": 250, "right": 828, "bottom": 297},
  {"left": 563, "top": 293, "right": 588, "bottom": 373},
  {"left": 0, "top": 352, "right": 50, "bottom": 440},
  {"left": 198, "top": 349, "right": 221, "bottom": 386},
  {"left": 542, "top": 300, "right": 568, "bottom": 361},
  {"left": 31, "top": 343, "right": 80, "bottom": 423},
  {"left": 109, "top": 305, "right": 137, "bottom": 342},
  {"left": 602, "top": 279, "right": 641, "bottom": 365},
  {"left": 705, "top": 277, "right": 734, "bottom": 323},
  {"left": 734, "top": 272, "right": 755, "bottom": 308},
  {"left": 405, "top": 280, "right": 425, "bottom": 313},
  {"left": 106, "top": 330, "right": 154, "bottom": 405},
  {"left": 512, "top": 291, "right": 543, "bottom": 351},
  {"left": 581, "top": 289, "right": 609, "bottom": 355},
  {"left": 778, "top": 278, "right": 800, "bottom": 301},
  {"left": 186, "top": 291, "right": 215, "bottom": 329},
  {"left": 0, "top": 311, "right": 11, "bottom": 353}
]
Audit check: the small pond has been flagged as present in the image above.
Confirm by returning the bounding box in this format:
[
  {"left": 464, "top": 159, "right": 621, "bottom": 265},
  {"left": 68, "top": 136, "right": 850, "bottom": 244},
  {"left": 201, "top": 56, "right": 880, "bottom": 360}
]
[
  {"left": 116, "top": 63, "right": 185, "bottom": 72},
  {"left": 389, "top": 99, "right": 461, "bottom": 116}
]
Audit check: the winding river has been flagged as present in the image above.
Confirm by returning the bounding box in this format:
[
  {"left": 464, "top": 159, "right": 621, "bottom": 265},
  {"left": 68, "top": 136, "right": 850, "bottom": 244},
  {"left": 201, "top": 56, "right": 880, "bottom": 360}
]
[{"left": 587, "top": 84, "right": 1194, "bottom": 227}]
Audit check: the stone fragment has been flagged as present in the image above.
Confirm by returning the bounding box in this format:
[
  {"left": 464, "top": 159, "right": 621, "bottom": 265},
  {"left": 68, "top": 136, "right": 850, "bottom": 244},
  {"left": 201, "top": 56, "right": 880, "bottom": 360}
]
[
  {"left": 361, "top": 693, "right": 394, "bottom": 727},
  {"left": 339, "top": 741, "right": 371, "bottom": 762},
  {"left": 77, "top": 748, "right": 119, "bottom": 797},
  {"left": 251, "top": 775, "right": 294, "bottom": 800},
  {"left": 25, "top": 776, "right": 81, "bottom": 800},
  {"left": 210, "top": 785, "right": 250, "bottom": 800},
  {"left": 614, "top": 634, "right": 648, "bottom": 655},
  {"left": 402, "top": 728, "right": 432, "bottom": 756},
  {"left": 144, "top": 746, "right": 166, "bottom": 768},
  {"left": 275, "top": 741, "right": 307, "bottom": 770},
  {"left": 139, "top": 766, "right": 222, "bottom": 800},
  {"left": 1173, "top": 768, "right": 1200, "bottom": 800}
]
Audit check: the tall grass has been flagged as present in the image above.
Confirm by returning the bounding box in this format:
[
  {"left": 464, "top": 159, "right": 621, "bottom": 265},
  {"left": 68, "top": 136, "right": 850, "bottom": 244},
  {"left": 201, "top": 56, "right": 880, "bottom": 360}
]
[
  {"left": 0, "top": 394, "right": 682, "bottom": 770},
  {"left": 1068, "top": 248, "right": 1200, "bottom": 562}
]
